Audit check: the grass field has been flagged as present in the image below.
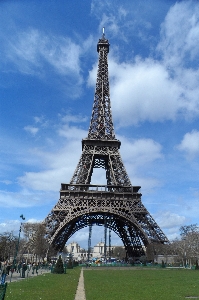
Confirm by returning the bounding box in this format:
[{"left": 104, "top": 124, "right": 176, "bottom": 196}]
[
  {"left": 4, "top": 267, "right": 199, "bottom": 299},
  {"left": 5, "top": 268, "right": 81, "bottom": 300},
  {"left": 84, "top": 268, "right": 199, "bottom": 300}
]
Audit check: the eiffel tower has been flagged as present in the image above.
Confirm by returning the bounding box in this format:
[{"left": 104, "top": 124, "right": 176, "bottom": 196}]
[{"left": 45, "top": 30, "right": 169, "bottom": 259}]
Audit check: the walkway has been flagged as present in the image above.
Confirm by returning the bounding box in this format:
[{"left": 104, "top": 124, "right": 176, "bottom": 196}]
[
  {"left": 74, "top": 268, "right": 86, "bottom": 300},
  {"left": 4, "top": 267, "right": 51, "bottom": 283}
]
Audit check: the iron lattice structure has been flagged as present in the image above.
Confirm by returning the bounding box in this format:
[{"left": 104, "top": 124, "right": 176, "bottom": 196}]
[{"left": 45, "top": 32, "right": 169, "bottom": 258}]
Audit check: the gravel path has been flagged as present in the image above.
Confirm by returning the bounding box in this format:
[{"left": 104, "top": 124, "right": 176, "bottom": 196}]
[
  {"left": 3, "top": 268, "right": 51, "bottom": 283},
  {"left": 74, "top": 268, "right": 86, "bottom": 300}
]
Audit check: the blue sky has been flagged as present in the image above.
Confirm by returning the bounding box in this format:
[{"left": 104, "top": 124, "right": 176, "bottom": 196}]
[{"left": 1, "top": 0, "right": 199, "bottom": 249}]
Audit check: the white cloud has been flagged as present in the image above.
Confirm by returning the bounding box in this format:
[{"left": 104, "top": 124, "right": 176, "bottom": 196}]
[
  {"left": 41, "top": 35, "right": 81, "bottom": 76},
  {"left": 130, "top": 176, "right": 161, "bottom": 195},
  {"left": 120, "top": 136, "right": 162, "bottom": 166},
  {"left": 23, "top": 117, "right": 50, "bottom": 137},
  {"left": 177, "top": 130, "right": 199, "bottom": 158},
  {"left": 158, "top": 1, "right": 199, "bottom": 68},
  {"left": 156, "top": 1, "right": 199, "bottom": 120},
  {"left": 119, "top": 136, "right": 163, "bottom": 192},
  {"left": 0, "top": 219, "right": 21, "bottom": 234},
  {"left": 27, "top": 218, "right": 42, "bottom": 223},
  {"left": 3, "top": 28, "right": 83, "bottom": 83},
  {"left": 17, "top": 116, "right": 164, "bottom": 195},
  {"left": 18, "top": 116, "right": 86, "bottom": 192},
  {"left": 33, "top": 116, "right": 49, "bottom": 128},
  {"left": 88, "top": 2, "right": 199, "bottom": 126},
  {"left": 91, "top": 0, "right": 155, "bottom": 43},
  {"left": 61, "top": 114, "right": 88, "bottom": 124},
  {"left": 0, "top": 131, "right": 42, "bottom": 172},
  {"left": 0, "top": 180, "right": 12, "bottom": 185},
  {"left": 154, "top": 211, "right": 187, "bottom": 241},
  {"left": 24, "top": 125, "right": 39, "bottom": 135},
  {"left": 58, "top": 122, "right": 87, "bottom": 140},
  {"left": 110, "top": 54, "right": 199, "bottom": 125},
  {"left": 0, "top": 218, "right": 42, "bottom": 235},
  {"left": 88, "top": 57, "right": 182, "bottom": 126},
  {"left": 156, "top": 211, "right": 186, "bottom": 229},
  {"left": 18, "top": 169, "right": 65, "bottom": 192},
  {"left": 0, "top": 189, "right": 49, "bottom": 208},
  {"left": 17, "top": 143, "right": 81, "bottom": 192},
  {"left": 87, "top": 63, "right": 97, "bottom": 86},
  {"left": 34, "top": 116, "right": 43, "bottom": 123},
  {"left": 18, "top": 132, "right": 163, "bottom": 193}
]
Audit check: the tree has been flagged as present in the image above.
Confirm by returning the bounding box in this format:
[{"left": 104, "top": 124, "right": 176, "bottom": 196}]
[
  {"left": 161, "top": 260, "right": 166, "bottom": 268},
  {"left": 54, "top": 255, "right": 64, "bottom": 274},
  {"left": 179, "top": 224, "right": 199, "bottom": 266},
  {"left": 195, "top": 260, "right": 199, "bottom": 270},
  {"left": 112, "top": 246, "right": 126, "bottom": 260},
  {"left": 0, "top": 232, "right": 17, "bottom": 261},
  {"left": 22, "top": 222, "right": 56, "bottom": 262},
  {"left": 67, "top": 256, "right": 73, "bottom": 269},
  {"left": 164, "top": 224, "right": 199, "bottom": 267},
  {"left": 180, "top": 224, "right": 198, "bottom": 237},
  {"left": 151, "top": 242, "right": 174, "bottom": 264}
]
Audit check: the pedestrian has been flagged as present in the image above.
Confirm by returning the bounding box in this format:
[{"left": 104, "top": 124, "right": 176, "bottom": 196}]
[
  {"left": 6, "top": 264, "right": 11, "bottom": 275},
  {"left": 1, "top": 269, "right": 6, "bottom": 284}
]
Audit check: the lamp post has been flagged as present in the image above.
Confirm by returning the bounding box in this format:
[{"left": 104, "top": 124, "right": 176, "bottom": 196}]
[{"left": 10, "top": 214, "right": 25, "bottom": 282}]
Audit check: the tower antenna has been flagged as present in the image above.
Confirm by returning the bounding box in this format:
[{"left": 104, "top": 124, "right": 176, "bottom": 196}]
[{"left": 102, "top": 27, "right": 105, "bottom": 39}]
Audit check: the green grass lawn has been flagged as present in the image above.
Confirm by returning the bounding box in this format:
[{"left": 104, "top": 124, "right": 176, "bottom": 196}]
[
  {"left": 84, "top": 268, "right": 199, "bottom": 300},
  {"left": 4, "top": 267, "right": 199, "bottom": 300},
  {"left": 5, "top": 267, "right": 81, "bottom": 300}
]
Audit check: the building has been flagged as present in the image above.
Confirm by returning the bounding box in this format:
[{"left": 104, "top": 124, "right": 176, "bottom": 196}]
[
  {"left": 65, "top": 242, "right": 91, "bottom": 261},
  {"left": 65, "top": 241, "right": 123, "bottom": 262}
]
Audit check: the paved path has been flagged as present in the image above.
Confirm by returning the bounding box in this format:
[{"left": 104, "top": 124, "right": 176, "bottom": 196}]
[
  {"left": 74, "top": 268, "right": 86, "bottom": 300},
  {"left": 3, "top": 268, "right": 51, "bottom": 283}
]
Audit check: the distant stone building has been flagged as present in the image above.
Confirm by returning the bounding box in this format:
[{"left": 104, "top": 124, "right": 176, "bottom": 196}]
[
  {"left": 154, "top": 254, "right": 178, "bottom": 265},
  {"left": 93, "top": 242, "right": 115, "bottom": 258},
  {"left": 65, "top": 241, "right": 119, "bottom": 261},
  {"left": 66, "top": 241, "right": 81, "bottom": 254},
  {"left": 65, "top": 242, "right": 91, "bottom": 261}
]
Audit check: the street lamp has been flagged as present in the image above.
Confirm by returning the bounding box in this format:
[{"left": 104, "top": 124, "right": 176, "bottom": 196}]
[{"left": 10, "top": 214, "right": 25, "bottom": 282}]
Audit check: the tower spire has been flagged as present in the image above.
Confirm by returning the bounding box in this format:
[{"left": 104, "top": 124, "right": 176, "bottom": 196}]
[{"left": 88, "top": 31, "right": 114, "bottom": 140}]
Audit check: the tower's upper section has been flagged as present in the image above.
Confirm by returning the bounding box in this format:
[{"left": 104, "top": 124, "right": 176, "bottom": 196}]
[
  {"left": 87, "top": 30, "right": 116, "bottom": 141},
  {"left": 97, "top": 29, "right": 109, "bottom": 53}
]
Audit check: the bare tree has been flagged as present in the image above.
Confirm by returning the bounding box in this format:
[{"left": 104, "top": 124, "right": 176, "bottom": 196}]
[
  {"left": 179, "top": 224, "right": 199, "bottom": 266},
  {"left": 112, "top": 246, "right": 126, "bottom": 260},
  {"left": 162, "top": 224, "right": 199, "bottom": 267},
  {"left": 0, "top": 232, "right": 17, "bottom": 261},
  {"left": 22, "top": 222, "right": 51, "bottom": 261}
]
